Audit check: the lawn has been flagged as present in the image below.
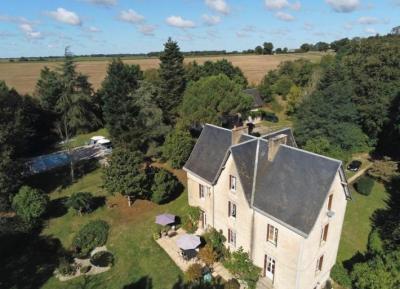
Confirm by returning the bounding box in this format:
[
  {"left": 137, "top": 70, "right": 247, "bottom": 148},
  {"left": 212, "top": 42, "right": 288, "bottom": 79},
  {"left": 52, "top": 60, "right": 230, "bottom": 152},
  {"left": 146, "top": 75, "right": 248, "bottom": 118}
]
[
  {"left": 337, "top": 181, "right": 389, "bottom": 264},
  {"left": 40, "top": 166, "right": 190, "bottom": 289}
]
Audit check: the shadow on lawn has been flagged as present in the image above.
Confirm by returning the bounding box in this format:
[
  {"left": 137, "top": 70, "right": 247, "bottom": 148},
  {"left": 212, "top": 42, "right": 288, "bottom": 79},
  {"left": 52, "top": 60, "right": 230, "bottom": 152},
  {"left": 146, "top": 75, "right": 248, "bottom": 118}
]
[
  {"left": 25, "top": 158, "right": 100, "bottom": 194},
  {"left": 123, "top": 276, "right": 153, "bottom": 289},
  {"left": 0, "top": 221, "right": 64, "bottom": 289}
]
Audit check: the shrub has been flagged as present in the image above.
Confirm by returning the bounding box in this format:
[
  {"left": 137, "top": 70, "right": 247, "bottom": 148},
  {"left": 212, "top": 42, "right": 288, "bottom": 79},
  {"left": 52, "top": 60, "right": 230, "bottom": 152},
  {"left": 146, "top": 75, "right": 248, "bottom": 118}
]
[
  {"left": 198, "top": 244, "right": 217, "bottom": 267},
  {"left": 58, "top": 257, "right": 77, "bottom": 276},
  {"left": 185, "top": 263, "right": 203, "bottom": 282},
  {"left": 367, "top": 229, "right": 383, "bottom": 255},
  {"left": 182, "top": 206, "right": 201, "bottom": 233},
  {"left": 72, "top": 220, "right": 109, "bottom": 256},
  {"left": 224, "top": 279, "right": 240, "bottom": 289},
  {"left": 354, "top": 176, "right": 374, "bottom": 196},
  {"left": 202, "top": 228, "right": 226, "bottom": 260},
  {"left": 90, "top": 251, "right": 114, "bottom": 267},
  {"left": 12, "top": 186, "right": 49, "bottom": 225},
  {"left": 330, "top": 263, "right": 351, "bottom": 288},
  {"left": 150, "top": 168, "right": 181, "bottom": 204},
  {"left": 66, "top": 192, "right": 93, "bottom": 215},
  {"left": 80, "top": 265, "right": 92, "bottom": 274},
  {"left": 224, "top": 247, "right": 261, "bottom": 289},
  {"left": 162, "top": 128, "right": 195, "bottom": 169}
]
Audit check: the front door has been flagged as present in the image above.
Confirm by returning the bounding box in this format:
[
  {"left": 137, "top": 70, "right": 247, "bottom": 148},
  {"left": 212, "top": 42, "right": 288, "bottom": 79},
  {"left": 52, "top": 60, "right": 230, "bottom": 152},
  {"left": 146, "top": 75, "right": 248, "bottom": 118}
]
[
  {"left": 200, "top": 210, "right": 207, "bottom": 229},
  {"left": 264, "top": 255, "right": 275, "bottom": 281}
]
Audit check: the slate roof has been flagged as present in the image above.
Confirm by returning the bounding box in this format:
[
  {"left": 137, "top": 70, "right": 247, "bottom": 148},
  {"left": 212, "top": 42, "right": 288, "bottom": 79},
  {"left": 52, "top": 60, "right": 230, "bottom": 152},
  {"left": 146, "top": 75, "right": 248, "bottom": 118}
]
[
  {"left": 184, "top": 124, "right": 232, "bottom": 183},
  {"left": 253, "top": 145, "right": 342, "bottom": 236},
  {"left": 243, "top": 88, "right": 265, "bottom": 108},
  {"left": 184, "top": 124, "right": 348, "bottom": 237}
]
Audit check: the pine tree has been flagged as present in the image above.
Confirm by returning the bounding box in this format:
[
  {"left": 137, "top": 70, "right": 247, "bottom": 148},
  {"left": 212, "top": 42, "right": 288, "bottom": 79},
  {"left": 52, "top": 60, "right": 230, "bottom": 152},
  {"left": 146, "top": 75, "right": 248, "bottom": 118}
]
[{"left": 158, "top": 38, "right": 186, "bottom": 124}]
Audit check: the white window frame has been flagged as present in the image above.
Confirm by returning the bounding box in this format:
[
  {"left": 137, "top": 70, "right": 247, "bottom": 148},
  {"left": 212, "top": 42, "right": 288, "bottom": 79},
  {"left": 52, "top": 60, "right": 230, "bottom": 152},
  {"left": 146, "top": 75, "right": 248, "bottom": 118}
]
[
  {"left": 199, "top": 184, "right": 205, "bottom": 199},
  {"left": 228, "top": 228, "right": 236, "bottom": 247},
  {"left": 228, "top": 201, "right": 237, "bottom": 219},
  {"left": 229, "top": 175, "right": 237, "bottom": 192},
  {"left": 267, "top": 224, "right": 278, "bottom": 246}
]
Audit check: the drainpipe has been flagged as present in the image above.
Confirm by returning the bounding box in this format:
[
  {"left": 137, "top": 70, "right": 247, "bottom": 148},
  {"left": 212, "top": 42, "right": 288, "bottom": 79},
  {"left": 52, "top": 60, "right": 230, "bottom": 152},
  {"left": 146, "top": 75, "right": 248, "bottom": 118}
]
[{"left": 295, "top": 237, "right": 305, "bottom": 289}]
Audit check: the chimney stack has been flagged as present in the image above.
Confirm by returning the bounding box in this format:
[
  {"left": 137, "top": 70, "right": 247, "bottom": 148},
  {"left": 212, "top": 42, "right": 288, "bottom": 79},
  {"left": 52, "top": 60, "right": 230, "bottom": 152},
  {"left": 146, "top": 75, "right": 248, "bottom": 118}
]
[
  {"left": 231, "top": 125, "right": 249, "bottom": 145},
  {"left": 268, "top": 134, "right": 287, "bottom": 161}
]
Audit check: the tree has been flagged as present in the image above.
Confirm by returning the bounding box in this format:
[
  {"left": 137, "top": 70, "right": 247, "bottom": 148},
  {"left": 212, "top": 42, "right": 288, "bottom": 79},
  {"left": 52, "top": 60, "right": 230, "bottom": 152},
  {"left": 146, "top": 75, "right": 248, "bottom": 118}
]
[
  {"left": 103, "top": 148, "right": 148, "bottom": 206},
  {"left": 12, "top": 186, "right": 49, "bottom": 225},
  {"left": 159, "top": 38, "right": 186, "bottom": 124},
  {"left": 273, "top": 76, "right": 293, "bottom": 98},
  {"left": 150, "top": 168, "right": 180, "bottom": 204},
  {"left": 286, "top": 85, "right": 302, "bottom": 114},
  {"left": 330, "top": 38, "right": 350, "bottom": 52},
  {"left": 258, "top": 71, "right": 279, "bottom": 102},
  {"left": 300, "top": 43, "right": 311, "bottom": 52},
  {"left": 180, "top": 74, "right": 252, "bottom": 127},
  {"left": 100, "top": 58, "right": 143, "bottom": 144},
  {"left": 162, "top": 128, "right": 195, "bottom": 169},
  {"left": 351, "top": 250, "right": 400, "bottom": 289},
  {"left": 254, "top": 46, "right": 263, "bottom": 55},
  {"left": 368, "top": 157, "right": 399, "bottom": 183},
  {"left": 224, "top": 247, "right": 261, "bottom": 289},
  {"left": 0, "top": 149, "right": 22, "bottom": 210},
  {"left": 66, "top": 192, "right": 94, "bottom": 215},
  {"left": 294, "top": 82, "right": 369, "bottom": 157},
  {"left": 198, "top": 243, "right": 217, "bottom": 267},
  {"left": 72, "top": 220, "right": 109, "bottom": 256},
  {"left": 185, "top": 59, "right": 248, "bottom": 88},
  {"left": 36, "top": 49, "right": 101, "bottom": 182},
  {"left": 315, "top": 41, "right": 330, "bottom": 52},
  {"left": 263, "top": 42, "right": 273, "bottom": 55}
]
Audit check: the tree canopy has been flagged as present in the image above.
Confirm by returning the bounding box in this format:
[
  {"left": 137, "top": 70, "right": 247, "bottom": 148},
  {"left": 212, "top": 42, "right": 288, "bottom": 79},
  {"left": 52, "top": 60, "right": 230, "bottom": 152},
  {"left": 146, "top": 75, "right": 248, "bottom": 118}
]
[
  {"left": 12, "top": 186, "right": 49, "bottom": 225},
  {"left": 159, "top": 38, "right": 186, "bottom": 124},
  {"left": 179, "top": 74, "right": 252, "bottom": 127},
  {"left": 162, "top": 128, "right": 195, "bottom": 169}
]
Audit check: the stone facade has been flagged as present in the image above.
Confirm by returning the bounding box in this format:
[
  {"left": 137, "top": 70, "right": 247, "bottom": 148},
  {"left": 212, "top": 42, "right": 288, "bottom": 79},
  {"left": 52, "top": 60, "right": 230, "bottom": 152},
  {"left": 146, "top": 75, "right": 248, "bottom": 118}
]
[{"left": 186, "top": 150, "right": 348, "bottom": 289}]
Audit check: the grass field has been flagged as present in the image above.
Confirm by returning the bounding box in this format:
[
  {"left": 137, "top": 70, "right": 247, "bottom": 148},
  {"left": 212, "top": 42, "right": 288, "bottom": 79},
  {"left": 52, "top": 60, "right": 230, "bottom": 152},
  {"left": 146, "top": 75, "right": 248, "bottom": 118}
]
[
  {"left": 337, "top": 182, "right": 389, "bottom": 264},
  {"left": 40, "top": 165, "right": 190, "bottom": 289},
  {"left": 0, "top": 52, "right": 326, "bottom": 95}
]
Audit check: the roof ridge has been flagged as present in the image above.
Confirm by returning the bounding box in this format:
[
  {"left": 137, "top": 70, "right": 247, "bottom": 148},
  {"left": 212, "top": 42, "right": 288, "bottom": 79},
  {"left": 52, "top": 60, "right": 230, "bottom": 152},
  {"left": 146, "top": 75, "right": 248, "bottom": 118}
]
[
  {"left": 261, "top": 127, "right": 292, "bottom": 138},
  {"left": 280, "top": 144, "right": 342, "bottom": 164},
  {"left": 205, "top": 123, "right": 232, "bottom": 132},
  {"left": 230, "top": 138, "right": 258, "bottom": 149}
]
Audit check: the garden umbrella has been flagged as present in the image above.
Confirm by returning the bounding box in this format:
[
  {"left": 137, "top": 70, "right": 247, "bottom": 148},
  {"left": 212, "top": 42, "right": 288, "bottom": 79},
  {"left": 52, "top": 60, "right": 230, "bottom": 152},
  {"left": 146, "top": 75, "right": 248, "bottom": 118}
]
[
  {"left": 155, "top": 213, "right": 176, "bottom": 226},
  {"left": 176, "top": 234, "right": 201, "bottom": 250}
]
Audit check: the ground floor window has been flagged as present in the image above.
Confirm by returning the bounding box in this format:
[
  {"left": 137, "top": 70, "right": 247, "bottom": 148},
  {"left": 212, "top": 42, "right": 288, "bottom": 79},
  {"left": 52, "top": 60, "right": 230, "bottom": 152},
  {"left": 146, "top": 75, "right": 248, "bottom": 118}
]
[{"left": 228, "top": 228, "right": 236, "bottom": 247}]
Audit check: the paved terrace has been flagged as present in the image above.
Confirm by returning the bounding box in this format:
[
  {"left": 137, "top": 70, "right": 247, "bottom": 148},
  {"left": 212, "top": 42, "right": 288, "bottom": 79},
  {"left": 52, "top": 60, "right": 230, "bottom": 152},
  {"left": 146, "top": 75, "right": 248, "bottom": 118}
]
[{"left": 156, "top": 228, "right": 233, "bottom": 281}]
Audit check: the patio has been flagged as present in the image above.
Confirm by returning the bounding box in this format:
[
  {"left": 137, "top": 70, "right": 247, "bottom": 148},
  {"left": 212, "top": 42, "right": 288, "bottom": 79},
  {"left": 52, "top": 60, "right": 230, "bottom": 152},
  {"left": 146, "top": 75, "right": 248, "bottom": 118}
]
[{"left": 155, "top": 228, "right": 233, "bottom": 281}]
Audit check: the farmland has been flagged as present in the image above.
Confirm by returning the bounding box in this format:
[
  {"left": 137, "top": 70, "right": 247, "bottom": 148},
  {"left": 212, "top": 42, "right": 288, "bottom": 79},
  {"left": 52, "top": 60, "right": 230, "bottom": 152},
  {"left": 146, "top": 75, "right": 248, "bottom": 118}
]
[{"left": 0, "top": 52, "right": 326, "bottom": 95}]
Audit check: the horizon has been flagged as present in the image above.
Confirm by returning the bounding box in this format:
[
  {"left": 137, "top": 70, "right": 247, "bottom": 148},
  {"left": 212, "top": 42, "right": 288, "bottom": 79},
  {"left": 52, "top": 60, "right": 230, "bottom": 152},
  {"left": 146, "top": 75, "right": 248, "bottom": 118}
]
[{"left": 0, "top": 0, "right": 399, "bottom": 58}]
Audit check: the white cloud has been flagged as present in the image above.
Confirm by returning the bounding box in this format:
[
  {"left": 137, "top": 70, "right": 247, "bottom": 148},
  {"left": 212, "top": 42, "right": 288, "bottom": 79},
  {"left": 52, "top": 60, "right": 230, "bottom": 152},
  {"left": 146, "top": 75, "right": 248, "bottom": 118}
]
[
  {"left": 265, "top": 0, "right": 289, "bottom": 10},
  {"left": 357, "top": 16, "right": 379, "bottom": 25},
  {"left": 202, "top": 14, "right": 221, "bottom": 26},
  {"left": 236, "top": 31, "right": 249, "bottom": 38},
  {"left": 365, "top": 27, "right": 377, "bottom": 34},
  {"left": 205, "top": 0, "right": 230, "bottom": 15},
  {"left": 119, "top": 9, "right": 145, "bottom": 24},
  {"left": 303, "top": 22, "right": 314, "bottom": 31},
  {"left": 138, "top": 24, "right": 156, "bottom": 36},
  {"left": 325, "top": 0, "right": 360, "bottom": 13},
  {"left": 166, "top": 16, "right": 195, "bottom": 28},
  {"left": 47, "top": 8, "right": 82, "bottom": 26},
  {"left": 19, "top": 23, "right": 42, "bottom": 39},
  {"left": 85, "top": 0, "right": 117, "bottom": 6},
  {"left": 264, "top": 0, "right": 301, "bottom": 10},
  {"left": 88, "top": 26, "right": 101, "bottom": 32},
  {"left": 275, "top": 11, "right": 294, "bottom": 21}
]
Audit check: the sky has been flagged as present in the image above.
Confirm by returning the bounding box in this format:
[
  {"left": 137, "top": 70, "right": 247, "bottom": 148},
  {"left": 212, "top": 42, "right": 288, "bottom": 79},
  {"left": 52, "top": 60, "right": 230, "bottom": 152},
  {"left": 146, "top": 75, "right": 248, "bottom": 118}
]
[{"left": 0, "top": 0, "right": 399, "bottom": 57}]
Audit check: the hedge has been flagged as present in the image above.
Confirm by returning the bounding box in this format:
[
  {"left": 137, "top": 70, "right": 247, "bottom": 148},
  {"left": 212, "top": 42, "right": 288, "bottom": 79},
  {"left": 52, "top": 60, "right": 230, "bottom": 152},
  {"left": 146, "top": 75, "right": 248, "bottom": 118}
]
[{"left": 72, "top": 220, "right": 109, "bottom": 256}]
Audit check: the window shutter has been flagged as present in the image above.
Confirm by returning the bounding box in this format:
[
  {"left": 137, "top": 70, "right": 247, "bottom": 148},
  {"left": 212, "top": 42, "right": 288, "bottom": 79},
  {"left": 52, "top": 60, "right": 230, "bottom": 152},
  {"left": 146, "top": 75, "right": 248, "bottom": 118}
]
[
  {"left": 267, "top": 224, "right": 270, "bottom": 241},
  {"left": 228, "top": 201, "right": 231, "bottom": 217},
  {"left": 319, "top": 255, "right": 324, "bottom": 271},
  {"left": 275, "top": 228, "right": 278, "bottom": 245},
  {"left": 228, "top": 229, "right": 231, "bottom": 242},
  {"left": 328, "top": 194, "right": 333, "bottom": 210},
  {"left": 229, "top": 175, "right": 231, "bottom": 190}
]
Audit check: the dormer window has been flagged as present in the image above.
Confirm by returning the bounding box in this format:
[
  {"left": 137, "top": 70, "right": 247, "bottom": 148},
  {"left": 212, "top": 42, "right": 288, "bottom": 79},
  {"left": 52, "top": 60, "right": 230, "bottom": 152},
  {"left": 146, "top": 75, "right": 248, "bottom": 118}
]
[{"left": 229, "top": 175, "right": 237, "bottom": 191}]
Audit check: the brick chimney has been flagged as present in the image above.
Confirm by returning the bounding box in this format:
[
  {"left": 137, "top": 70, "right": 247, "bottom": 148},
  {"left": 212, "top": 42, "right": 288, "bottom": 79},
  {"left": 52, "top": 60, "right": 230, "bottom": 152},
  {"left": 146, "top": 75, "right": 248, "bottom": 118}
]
[
  {"left": 268, "top": 134, "right": 287, "bottom": 161},
  {"left": 232, "top": 125, "right": 249, "bottom": 145}
]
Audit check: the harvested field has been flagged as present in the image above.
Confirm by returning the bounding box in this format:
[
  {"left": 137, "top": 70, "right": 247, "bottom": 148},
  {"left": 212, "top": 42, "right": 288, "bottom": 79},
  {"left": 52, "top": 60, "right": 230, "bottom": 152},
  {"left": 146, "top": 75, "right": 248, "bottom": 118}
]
[{"left": 0, "top": 52, "right": 326, "bottom": 95}]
